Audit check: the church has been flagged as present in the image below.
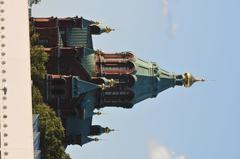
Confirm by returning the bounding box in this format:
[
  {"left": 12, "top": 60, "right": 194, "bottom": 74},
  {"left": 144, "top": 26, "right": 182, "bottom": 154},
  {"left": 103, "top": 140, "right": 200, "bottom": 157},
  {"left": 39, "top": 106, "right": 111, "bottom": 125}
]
[{"left": 31, "top": 16, "right": 204, "bottom": 146}]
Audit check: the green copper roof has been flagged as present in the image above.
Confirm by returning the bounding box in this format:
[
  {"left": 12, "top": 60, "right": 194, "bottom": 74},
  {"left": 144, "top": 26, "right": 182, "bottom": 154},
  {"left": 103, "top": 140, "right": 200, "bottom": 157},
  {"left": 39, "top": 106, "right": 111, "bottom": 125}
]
[
  {"left": 66, "top": 27, "right": 93, "bottom": 48},
  {"left": 130, "top": 57, "right": 177, "bottom": 105},
  {"left": 79, "top": 47, "right": 96, "bottom": 77},
  {"left": 72, "top": 76, "right": 100, "bottom": 98}
]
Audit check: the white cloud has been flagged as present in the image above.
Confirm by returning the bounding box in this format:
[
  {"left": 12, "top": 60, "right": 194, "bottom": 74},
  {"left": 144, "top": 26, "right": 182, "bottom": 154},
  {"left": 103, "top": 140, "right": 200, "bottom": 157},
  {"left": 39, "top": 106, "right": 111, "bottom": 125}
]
[
  {"left": 148, "top": 140, "right": 187, "bottom": 159},
  {"left": 162, "top": 0, "right": 169, "bottom": 17},
  {"left": 169, "top": 23, "right": 178, "bottom": 37},
  {"left": 161, "top": 0, "right": 179, "bottom": 37},
  {"left": 176, "top": 155, "right": 187, "bottom": 159}
]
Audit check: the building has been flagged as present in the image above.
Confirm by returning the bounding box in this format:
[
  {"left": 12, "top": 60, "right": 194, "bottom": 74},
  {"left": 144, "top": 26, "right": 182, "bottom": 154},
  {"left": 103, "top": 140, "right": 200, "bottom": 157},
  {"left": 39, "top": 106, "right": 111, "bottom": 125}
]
[
  {"left": 31, "top": 17, "right": 204, "bottom": 146},
  {"left": 33, "top": 114, "right": 41, "bottom": 159}
]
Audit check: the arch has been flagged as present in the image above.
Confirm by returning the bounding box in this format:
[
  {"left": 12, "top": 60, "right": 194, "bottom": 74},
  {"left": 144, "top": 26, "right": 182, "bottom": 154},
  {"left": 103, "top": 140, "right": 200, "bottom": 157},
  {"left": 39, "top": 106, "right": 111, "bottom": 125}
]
[
  {"left": 129, "top": 75, "right": 137, "bottom": 86},
  {"left": 99, "top": 61, "right": 136, "bottom": 75},
  {"left": 102, "top": 88, "right": 135, "bottom": 103}
]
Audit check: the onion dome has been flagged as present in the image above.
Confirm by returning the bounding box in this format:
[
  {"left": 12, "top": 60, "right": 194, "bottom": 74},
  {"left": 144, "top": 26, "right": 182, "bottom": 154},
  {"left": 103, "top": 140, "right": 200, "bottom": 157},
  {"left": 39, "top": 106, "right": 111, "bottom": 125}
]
[{"left": 183, "top": 72, "right": 205, "bottom": 88}]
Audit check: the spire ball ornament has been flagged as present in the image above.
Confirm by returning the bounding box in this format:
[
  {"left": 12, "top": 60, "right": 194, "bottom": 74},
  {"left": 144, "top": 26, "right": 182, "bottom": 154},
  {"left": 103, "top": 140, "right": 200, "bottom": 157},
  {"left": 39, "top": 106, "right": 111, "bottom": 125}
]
[
  {"left": 183, "top": 72, "right": 205, "bottom": 88},
  {"left": 94, "top": 138, "right": 100, "bottom": 142},
  {"left": 104, "top": 127, "right": 115, "bottom": 134},
  {"left": 104, "top": 26, "right": 115, "bottom": 33}
]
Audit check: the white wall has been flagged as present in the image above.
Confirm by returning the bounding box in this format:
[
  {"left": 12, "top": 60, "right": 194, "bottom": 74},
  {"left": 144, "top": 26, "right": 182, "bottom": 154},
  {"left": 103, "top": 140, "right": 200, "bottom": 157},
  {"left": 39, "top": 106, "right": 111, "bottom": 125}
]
[{"left": 0, "top": 0, "right": 34, "bottom": 158}]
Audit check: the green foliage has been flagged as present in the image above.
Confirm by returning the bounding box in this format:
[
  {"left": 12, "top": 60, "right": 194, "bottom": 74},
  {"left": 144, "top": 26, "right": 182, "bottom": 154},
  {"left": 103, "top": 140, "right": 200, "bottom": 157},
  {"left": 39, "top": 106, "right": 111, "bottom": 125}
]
[
  {"left": 31, "top": 45, "right": 48, "bottom": 83},
  {"left": 32, "top": 86, "right": 43, "bottom": 106},
  {"left": 30, "top": 24, "right": 48, "bottom": 84},
  {"left": 30, "top": 25, "right": 39, "bottom": 46},
  {"left": 30, "top": 16, "right": 71, "bottom": 159},
  {"left": 33, "top": 104, "right": 71, "bottom": 159}
]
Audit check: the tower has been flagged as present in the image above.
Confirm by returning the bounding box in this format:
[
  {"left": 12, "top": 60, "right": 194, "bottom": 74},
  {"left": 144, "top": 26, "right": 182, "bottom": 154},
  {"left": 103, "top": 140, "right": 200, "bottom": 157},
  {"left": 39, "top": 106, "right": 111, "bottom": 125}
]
[{"left": 31, "top": 16, "right": 204, "bottom": 146}]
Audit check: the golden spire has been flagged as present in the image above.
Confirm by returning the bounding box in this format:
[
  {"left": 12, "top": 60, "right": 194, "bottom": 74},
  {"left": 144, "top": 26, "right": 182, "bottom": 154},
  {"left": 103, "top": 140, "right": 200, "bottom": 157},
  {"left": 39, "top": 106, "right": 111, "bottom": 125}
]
[
  {"left": 183, "top": 72, "right": 205, "bottom": 88},
  {"left": 104, "top": 26, "right": 115, "bottom": 33},
  {"left": 91, "top": 22, "right": 115, "bottom": 33},
  {"left": 100, "top": 83, "right": 105, "bottom": 90},
  {"left": 93, "top": 111, "right": 102, "bottom": 116},
  {"left": 109, "top": 78, "right": 117, "bottom": 87},
  {"left": 99, "top": 78, "right": 117, "bottom": 90},
  {"left": 104, "top": 127, "right": 114, "bottom": 134}
]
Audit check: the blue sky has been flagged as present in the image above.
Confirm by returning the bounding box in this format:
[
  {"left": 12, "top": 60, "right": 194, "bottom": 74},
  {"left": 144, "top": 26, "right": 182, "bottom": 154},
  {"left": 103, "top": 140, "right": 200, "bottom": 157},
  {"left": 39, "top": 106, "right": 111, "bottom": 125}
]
[{"left": 32, "top": 0, "right": 240, "bottom": 159}]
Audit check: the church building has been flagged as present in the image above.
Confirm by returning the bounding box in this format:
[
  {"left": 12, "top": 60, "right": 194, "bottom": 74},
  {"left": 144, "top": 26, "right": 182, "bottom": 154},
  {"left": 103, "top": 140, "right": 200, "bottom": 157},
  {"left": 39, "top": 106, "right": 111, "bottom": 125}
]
[{"left": 31, "top": 17, "right": 204, "bottom": 146}]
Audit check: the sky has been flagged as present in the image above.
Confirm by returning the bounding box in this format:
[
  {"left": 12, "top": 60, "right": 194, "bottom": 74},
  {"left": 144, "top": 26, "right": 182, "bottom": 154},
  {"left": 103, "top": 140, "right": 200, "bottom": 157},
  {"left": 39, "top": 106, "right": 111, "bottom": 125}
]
[{"left": 32, "top": 0, "right": 240, "bottom": 159}]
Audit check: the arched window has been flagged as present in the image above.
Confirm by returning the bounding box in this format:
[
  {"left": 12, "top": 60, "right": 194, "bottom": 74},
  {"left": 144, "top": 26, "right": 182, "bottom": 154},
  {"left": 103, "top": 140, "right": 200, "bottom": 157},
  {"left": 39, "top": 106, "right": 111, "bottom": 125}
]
[{"left": 103, "top": 89, "right": 134, "bottom": 101}]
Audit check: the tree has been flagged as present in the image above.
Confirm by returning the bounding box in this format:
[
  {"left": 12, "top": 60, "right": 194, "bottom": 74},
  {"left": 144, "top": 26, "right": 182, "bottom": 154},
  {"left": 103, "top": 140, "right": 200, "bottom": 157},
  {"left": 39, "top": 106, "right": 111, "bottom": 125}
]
[
  {"left": 31, "top": 86, "right": 71, "bottom": 159},
  {"left": 30, "top": 25, "right": 48, "bottom": 84},
  {"left": 33, "top": 104, "right": 71, "bottom": 159},
  {"left": 32, "top": 86, "right": 43, "bottom": 106},
  {"left": 30, "top": 12, "right": 71, "bottom": 159}
]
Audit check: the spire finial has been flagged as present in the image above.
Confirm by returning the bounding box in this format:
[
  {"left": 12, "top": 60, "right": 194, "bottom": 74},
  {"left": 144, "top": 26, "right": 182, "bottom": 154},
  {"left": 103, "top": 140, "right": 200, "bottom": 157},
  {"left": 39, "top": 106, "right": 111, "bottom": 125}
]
[
  {"left": 94, "top": 138, "right": 100, "bottom": 142},
  {"left": 104, "top": 127, "right": 115, "bottom": 134},
  {"left": 104, "top": 26, "right": 115, "bottom": 33},
  {"left": 93, "top": 111, "right": 102, "bottom": 116},
  {"left": 183, "top": 72, "right": 205, "bottom": 88}
]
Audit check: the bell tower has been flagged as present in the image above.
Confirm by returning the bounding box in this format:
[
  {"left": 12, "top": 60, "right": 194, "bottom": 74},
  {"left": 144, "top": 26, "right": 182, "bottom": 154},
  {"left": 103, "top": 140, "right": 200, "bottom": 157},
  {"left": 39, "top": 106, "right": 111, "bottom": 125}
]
[{"left": 94, "top": 50, "right": 204, "bottom": 109}]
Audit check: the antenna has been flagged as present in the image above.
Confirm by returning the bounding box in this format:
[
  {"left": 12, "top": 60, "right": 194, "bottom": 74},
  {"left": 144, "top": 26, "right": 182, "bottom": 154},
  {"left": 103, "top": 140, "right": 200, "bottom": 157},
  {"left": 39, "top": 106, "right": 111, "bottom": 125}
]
[
  {"left": 204, "top": 79, "right": 216, "bottom": 82},
  {"left": 112, "top": 129, "right": 120, "bottom": 132},
  {"left": 110, "top": 28, "right": 119, "bottom": 31}
]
